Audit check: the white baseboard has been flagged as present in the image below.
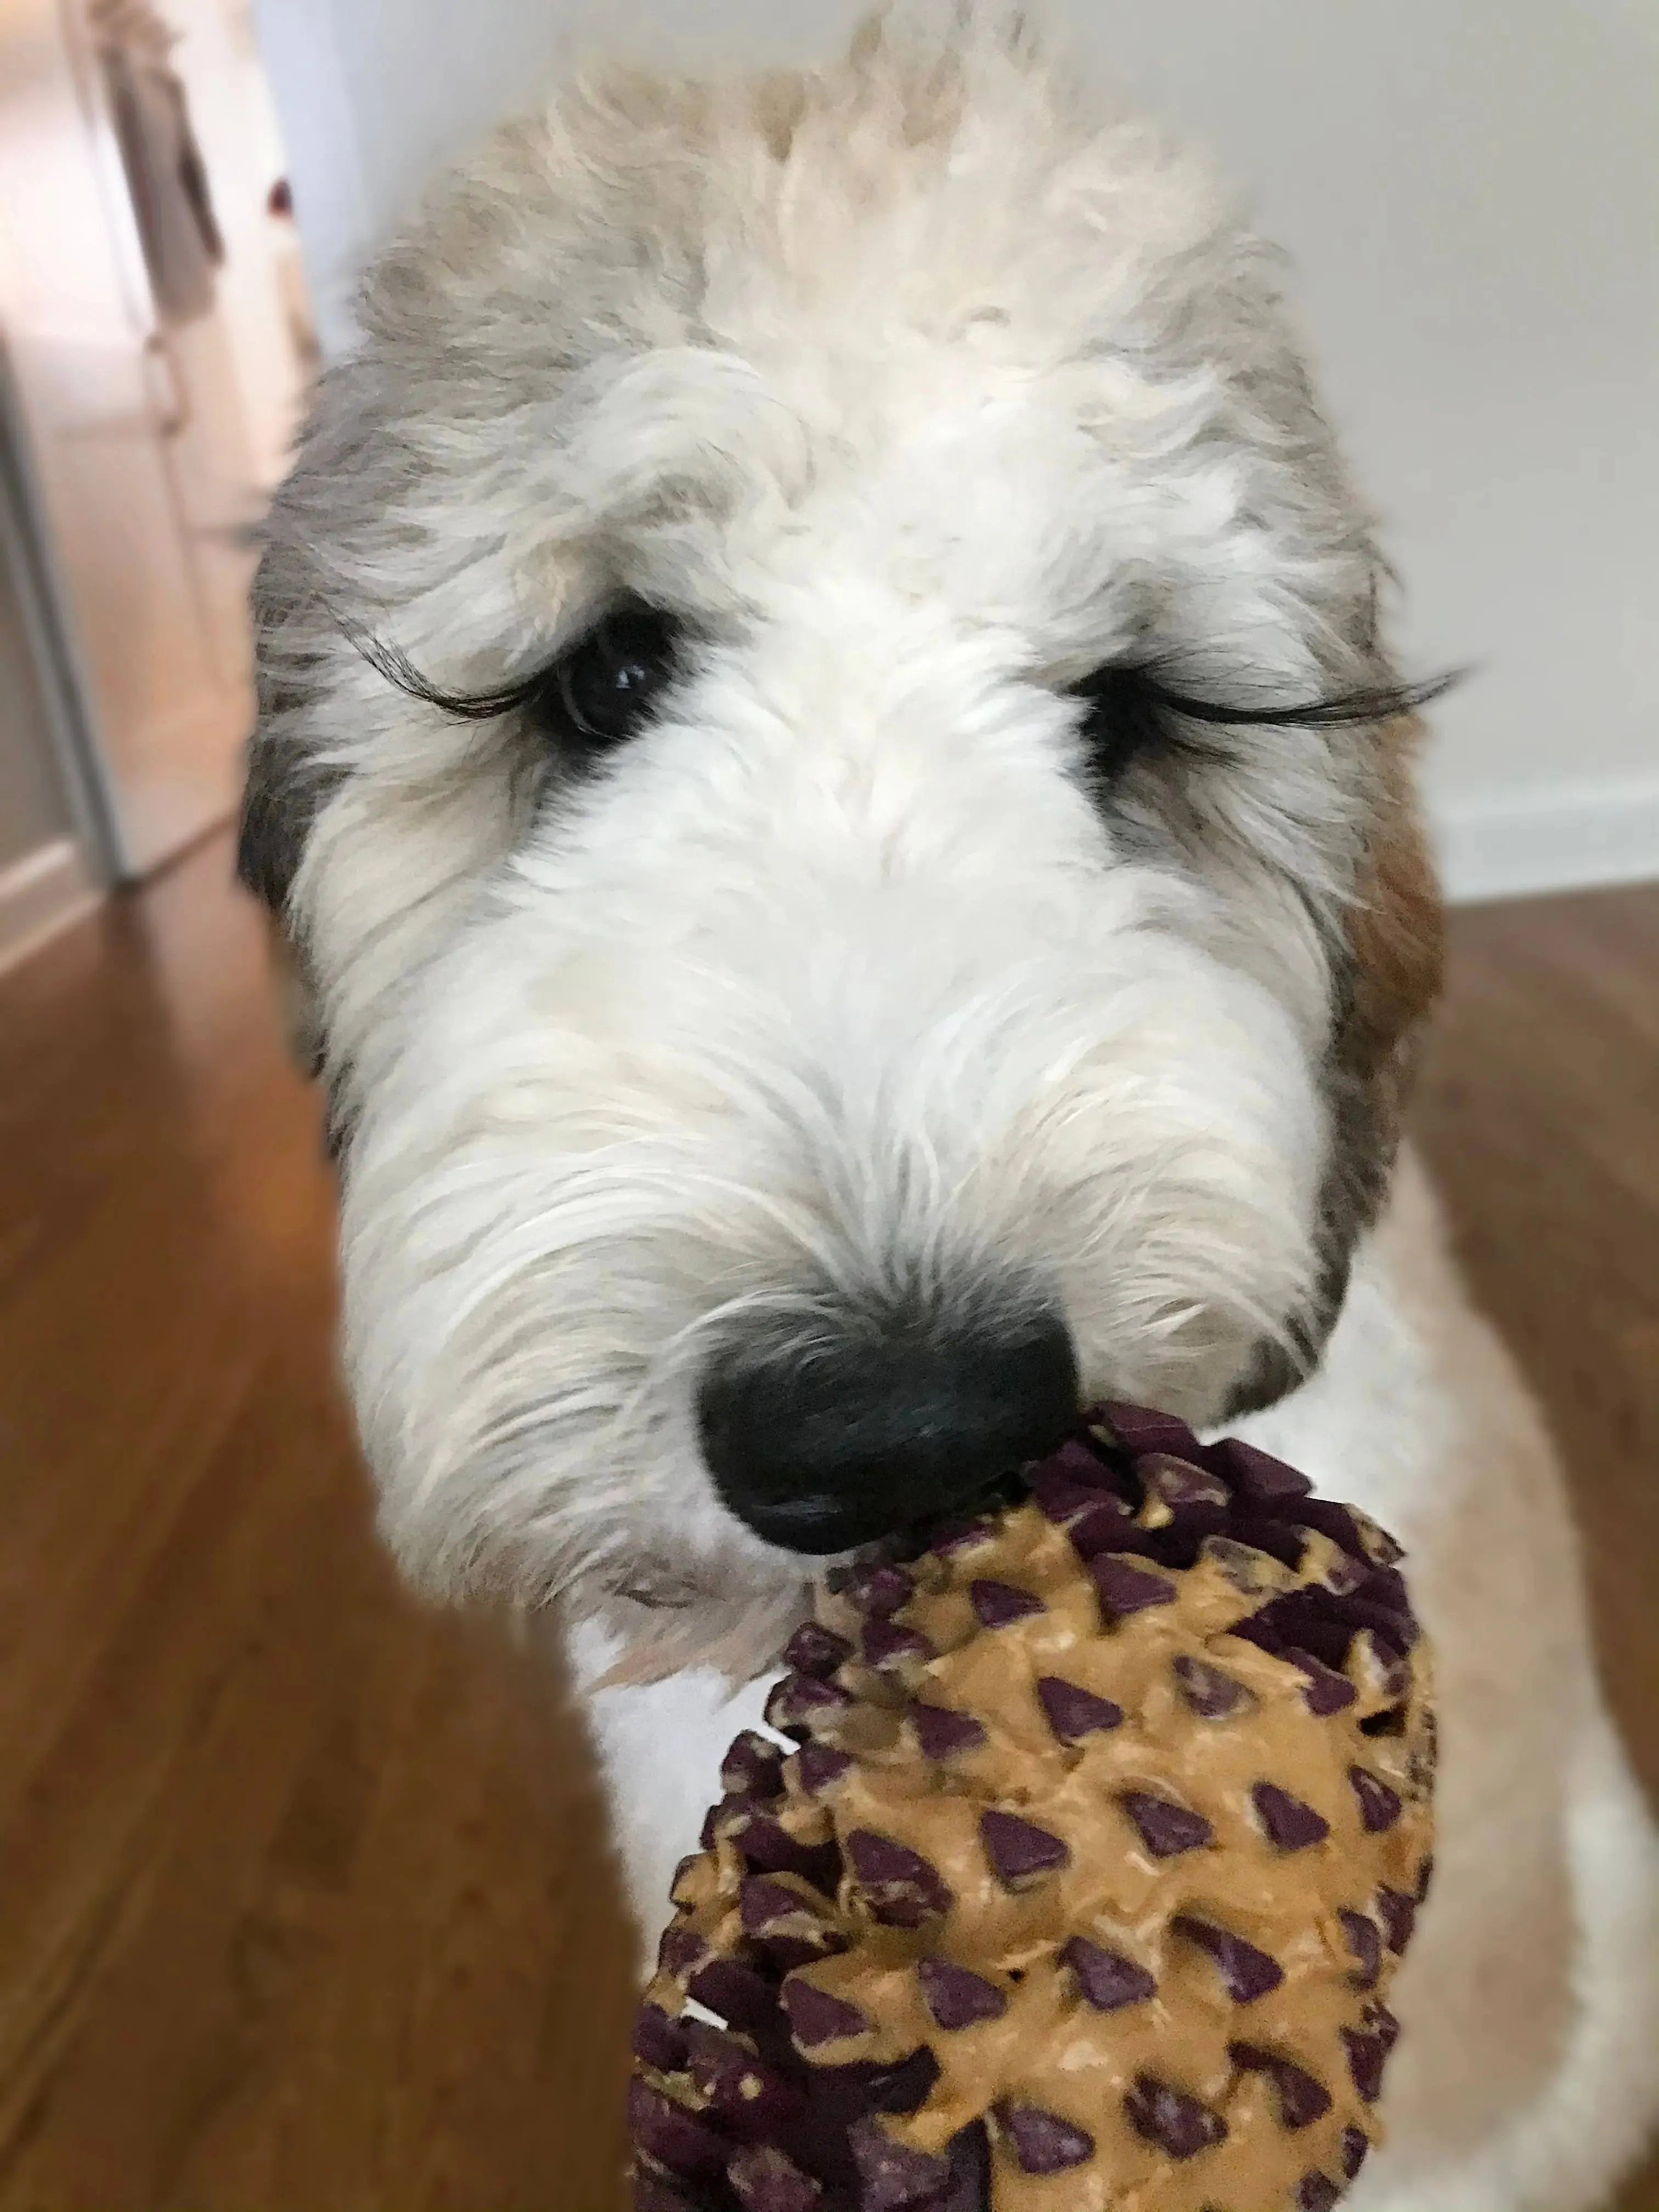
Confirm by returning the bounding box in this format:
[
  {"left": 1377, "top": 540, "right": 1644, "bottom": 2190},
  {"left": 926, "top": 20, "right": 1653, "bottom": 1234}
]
[
  {"left": 0, "top": 837, "right": 99, "bottom": 976},
  {"left": 1431, "top": 774, "right": 1659, "bottom": 906}
]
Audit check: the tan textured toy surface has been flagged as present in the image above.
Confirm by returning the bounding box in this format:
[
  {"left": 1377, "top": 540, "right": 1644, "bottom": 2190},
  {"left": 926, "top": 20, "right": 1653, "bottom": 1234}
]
[{"left": 629, "top": 1404, "right": 1435, "bottom": 2212}]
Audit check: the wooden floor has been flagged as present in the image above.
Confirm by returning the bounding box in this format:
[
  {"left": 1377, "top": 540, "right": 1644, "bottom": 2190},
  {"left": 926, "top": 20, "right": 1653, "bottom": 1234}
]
[{"left": 0, "top": 839, "right": 1654, "bottom": 2212}]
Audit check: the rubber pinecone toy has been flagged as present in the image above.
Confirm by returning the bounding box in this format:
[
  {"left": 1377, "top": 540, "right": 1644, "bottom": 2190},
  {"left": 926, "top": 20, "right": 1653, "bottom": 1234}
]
[{"left": 629, "top": 1402, "right": 1435, "bottom": 2212}]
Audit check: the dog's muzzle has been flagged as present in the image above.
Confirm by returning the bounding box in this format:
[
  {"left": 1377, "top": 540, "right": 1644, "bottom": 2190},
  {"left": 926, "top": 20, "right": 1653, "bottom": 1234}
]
[{"left": 695, "top": 1283, "right": 1078, "bottom": 1555}]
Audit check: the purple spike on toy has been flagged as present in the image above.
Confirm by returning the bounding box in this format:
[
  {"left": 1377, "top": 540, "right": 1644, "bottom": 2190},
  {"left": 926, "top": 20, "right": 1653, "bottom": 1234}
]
[
  {"left": 1253, "top": 1782, "right": 1331, "bottom": 1850},
  {"left": 793, "top": 1742, "right": 853, "bottom": 1795},
  {"left": 627, "top": 2079, "right": 728, "bottom": 2180},
  {"left": 1340, "top": 1908, "right": 1381, "bottom": 1989},
  {"left": 1172, "top": 1655, "right": 1252, "bottom": 1718},
  {"left": 687, "top": 1958, "right": 783, "bottom": 2038},
  {"left": 729, "top": 2143, "right": 825, "bottom": 2212},
  {"left": 1060, "top": 1936, "right": 1156, "bottom": 2011},
  {"left": 1296, "top": 2171, "right": 1342, "bottom": 2211},
  {"left": 1035, "top": 1675, "right": 1124, "bottom": 1741},
  {"left": 1124, "top": 2075, "right": 1228, "bottom": 2159},
  {"left": 632, "top": 2001, "right": 687, "bottom": 2073},
  {"left": 781, "top": 1978, "right": 868, "bottom": 2048},
  {"left": 765, "top": 1673, "right": 854, "bottom": 1740},
  {"left": 929, "top": 1516, "right": 995, "bottom": 1555},
  {"left": 980, "top": 1809, "right": 1070, "bottom": 1886},
  {"left": 1348, "top": 1766, "right": 1403, "bottom": 1832},
  {"left": 1375, "top": 1886, "right": 1417, "bottom": 1953},
  {"left": 781, "top": 1622, "right": 855, "bottom": 1679},
  {"left": 862, "top": 1618, "right": 933, "bottom": 1668},
  {"left": 683, "top": 2019, "right": 804, "bottom": 2136},
  {"left": 1121, "top": 1791, "right": 1213, "bottom": 1857},
  {"left": 738, "top": 1876, "right": 822, "bottom": 1937},
  {"left": 1047, "top": 1436, "right": 1115, "bottom": 1485},
  {"left": 1229, "top": 2042, "right": 1333, "bottom": 2128},
  {"left": 657, "top": 1921, "right": 708, "bottom": 1978},
  {"left": 1139, "top": 1452, "right": 1231, "bottom": 1512},
  {"left": 969, "top": 1578, "right": 1045, "bottom": 1627},
  {"left": 844, "top": 1562, "right": 915, "bottom": 1618},
  {"left": 909, "top": 1701, "right": 987, "bottom": 1759},
  {"left": 1091, "top": 1554, "right": 1177, "bottom": 1617},
  {"left": 1342, "top": 2027, "right": 1389, "bottom": 2103},
  {"left": 1174, "top": 1916, "right": 1285, "bottom": 2002},
  {"left": 1207, "top": 1435, "right": 1313, "bottom": 1505},
  {"left": 845, "top": 1830, "right": 953, "bottom": 1926},
  {"left": 722, "top": 1730, "right": 786, "bottom": 1798},
  {"left": 846, "top": 2117, "right": 951, "bottom": 2210},
  {"left": 632, "top": 2174, "right": 700, "bottom": 2212},
  {"left": 916, "top": 1957, "right": 1008, "bottom": 2030},
  {"left": 1033, "top": 1478, "right": 1141, "bottom": 1559},
  {"left": 1288, "top": 1650, "right": 1359, "bottom": 1714},
  {"left": 998, "top": 2103, "right": 1095, "bottom": 2174},
  {"left": 1097, "top": 1402, "right": 1200, "bottom": 1458},
  {"left": 729, "top": 1811, "right": 839, "bottom": 1886}
]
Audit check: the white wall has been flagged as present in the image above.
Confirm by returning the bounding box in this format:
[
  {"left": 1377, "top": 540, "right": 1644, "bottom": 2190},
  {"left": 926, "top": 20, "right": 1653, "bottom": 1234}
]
[
  {"left": 167, "top": 0, "right": 313, "bottom": 494},
  {"left": 251, "top": 0, "right": 1659, "bottom": 903}
]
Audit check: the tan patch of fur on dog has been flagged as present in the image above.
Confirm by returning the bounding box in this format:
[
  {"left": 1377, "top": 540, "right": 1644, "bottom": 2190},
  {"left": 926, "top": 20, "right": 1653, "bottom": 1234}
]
[{"left": 1344, "top": 714, "right": 1445, "bottom": 1099}]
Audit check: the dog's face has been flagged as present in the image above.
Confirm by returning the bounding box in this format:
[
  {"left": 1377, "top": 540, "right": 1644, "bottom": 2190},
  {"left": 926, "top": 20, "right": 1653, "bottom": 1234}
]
[{"left": 242, "top": 24, "right": 1441, "bottom": 1669}]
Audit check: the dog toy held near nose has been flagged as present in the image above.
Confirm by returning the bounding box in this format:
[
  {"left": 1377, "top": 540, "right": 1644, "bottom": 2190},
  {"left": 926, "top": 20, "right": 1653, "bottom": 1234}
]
[{"left": 628, "top": 1404, "right": 1435, "bottom": 2212}]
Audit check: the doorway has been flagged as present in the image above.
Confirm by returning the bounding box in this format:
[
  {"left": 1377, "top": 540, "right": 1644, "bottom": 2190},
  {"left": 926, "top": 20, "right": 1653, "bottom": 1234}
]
[{"left": 0, "top": 0, "right": 312, "bottom": 888}]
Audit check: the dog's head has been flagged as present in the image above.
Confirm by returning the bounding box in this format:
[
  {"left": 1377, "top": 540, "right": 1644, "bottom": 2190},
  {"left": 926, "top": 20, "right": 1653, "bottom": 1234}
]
[{"left": 241, "top": 15, "right": 1442, "bottom": 1672}]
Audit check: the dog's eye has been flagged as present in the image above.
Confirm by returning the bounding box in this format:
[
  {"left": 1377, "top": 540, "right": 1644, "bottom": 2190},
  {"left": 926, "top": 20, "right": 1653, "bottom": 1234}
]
[
  {"left": 1069, "top": 664, "right": 1166, "bottom": 781},
  {"left": 530, "top": 603, "right": 680, "bottom": 751}
]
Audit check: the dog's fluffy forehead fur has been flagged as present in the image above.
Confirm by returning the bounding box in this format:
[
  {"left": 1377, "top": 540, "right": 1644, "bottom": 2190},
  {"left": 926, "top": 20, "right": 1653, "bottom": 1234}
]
[{"left": 243, "top": 14, "right": 1440, "bottom": 1671}]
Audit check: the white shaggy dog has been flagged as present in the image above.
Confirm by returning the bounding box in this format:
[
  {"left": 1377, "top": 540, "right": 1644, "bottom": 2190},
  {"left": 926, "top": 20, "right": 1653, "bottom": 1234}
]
[{"left": 239, "top": 14, "right": 1659, "bottom": 2208}]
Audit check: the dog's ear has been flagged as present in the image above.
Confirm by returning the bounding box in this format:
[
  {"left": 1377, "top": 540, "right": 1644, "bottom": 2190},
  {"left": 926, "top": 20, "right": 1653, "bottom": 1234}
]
[
  {"left": 1335, "top": 720, "right": 1444, "bottom": 1147},
  {"left": 236, "top": 541, "right": 339, "bottom": 1081},
  {"left": 1231, "top": 715, "right": 1443, "bottom": 1413},
  {"left": 237, "top": 736, "right": 331, "bottom": 1080},
  {"left": 1321, "top": 715, "right": 1444, "bottom": 1259},
  {"left": 237, "top": 721, "right": 322, "bottom": 916}
]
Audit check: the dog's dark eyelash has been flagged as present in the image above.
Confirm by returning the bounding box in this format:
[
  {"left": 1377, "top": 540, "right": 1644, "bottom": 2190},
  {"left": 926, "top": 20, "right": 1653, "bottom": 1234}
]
[
  {"left": 1071, "top": 662, "right": 1463, "bottom": 796},
  {"left": 348, "top": 603, "right": 685, "bottom": 758},
  {"left": 345, "top": 625, "right": 563, "bottom": 722},
  {"left": 351, "top": 620, "right": 1458, "bottom": 741},
  {"left": 1083, "top": 664, "right": 1461, "bottom": 733},
  {"left": 1150, "top": 668, "right": 1460, "bottom": 729}
]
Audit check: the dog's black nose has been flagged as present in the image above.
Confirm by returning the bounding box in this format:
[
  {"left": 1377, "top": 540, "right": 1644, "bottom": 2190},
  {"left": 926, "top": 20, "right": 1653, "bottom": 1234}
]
[{"left": 697, "top": 1293, "right": 1078, "bottom": 1554}]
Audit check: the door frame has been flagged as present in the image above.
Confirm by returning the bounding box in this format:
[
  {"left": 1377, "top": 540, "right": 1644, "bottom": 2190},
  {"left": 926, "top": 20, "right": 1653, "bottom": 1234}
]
[{"left": 0, "top": 337, "right": 125, "bottom": 888}]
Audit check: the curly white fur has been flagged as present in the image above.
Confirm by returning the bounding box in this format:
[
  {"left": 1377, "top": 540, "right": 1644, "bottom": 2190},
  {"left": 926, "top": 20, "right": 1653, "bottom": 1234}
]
[{"left": 240, "top": 12, "right": 1659, "bottom": 2207}]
